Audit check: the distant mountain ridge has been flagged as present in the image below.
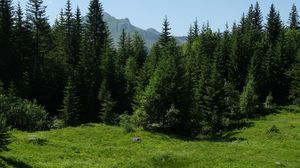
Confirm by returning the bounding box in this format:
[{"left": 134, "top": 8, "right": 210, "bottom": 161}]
[{"left": 102, "top": 12, "right": 186, "bottom": 48}]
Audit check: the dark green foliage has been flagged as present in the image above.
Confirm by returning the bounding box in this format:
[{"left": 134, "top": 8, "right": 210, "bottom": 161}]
[
  {"left": 132, "top": 32, "right": 147, "bottom": 69},
  {"left": 224, "top": 81, "right": 241, "bottom": 121},
  {"left": 229, "top": 14, "right": 253, "bottom": 90},
  {"left": 99, "top": 80, "right": 117, "bottom": 124},
  {"left": 159, "top": 17, "right": 172, "bottom": 47},
  {"left": 26, "top": 0, "right": 52, "bottom": 67},
  {"left": 13, "top": 3, "right": 34, "bottom": 93},
  {"left": 252, "top": 2, "right": 263, "bottom": 32},
  {"left": 289, "top": 4, "right": 300, "bottom": 29},
  {"left": 0, "top": 93, "right": 48, "bottom": 131},
  {"left": 85, "top": 0, "right": 107, "bottom": 57},
  {"left": 187, "top": 19, "right": 200, "bottom": 42},
  {"left": 194, "top": 52, "right": 228, "bottom": 136},
  {"left": 239, "top": 72, "right": 259, "bottom": 117},
  {"left": 119, "top": 114, "right": 135, "bottom": 133},
  {"left": 0, "top": 114, "right": 10, "bottom": 152},
  {"left": 60, "top": 77, "right": 80, "bottom": 126},
  {"left": 0, "top": 0, "right": 14, "bottom": 85},
  {"left": 289, "top": 50, "right": 300, "bottom": 105},
  {"left": 124, "top": 56, "right": 138, "bottom": 112},
  {"left": 134, "top": 38, "right": 191, "bottom": 134},
  {"left": 78, "top": 0, "right": 108, "bottom": 122},
  {"left": 266, "top": 125, "right": 280, "bottom": 134},
  {"left": 266, "top": 4, "right": 282, "bottom": 45}
]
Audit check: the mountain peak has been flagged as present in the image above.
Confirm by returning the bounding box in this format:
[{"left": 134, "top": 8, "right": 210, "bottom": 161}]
[{"left": 103, "top": 12, "right": 186, "bottom": 48}]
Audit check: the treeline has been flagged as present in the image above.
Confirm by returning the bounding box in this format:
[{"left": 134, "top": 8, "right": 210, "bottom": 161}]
[{"left": 0, "top": 0, "right": 300, "bottom": 138}]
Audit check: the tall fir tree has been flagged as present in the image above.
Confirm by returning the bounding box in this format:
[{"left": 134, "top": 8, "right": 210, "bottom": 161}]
[
  {"left": 98, "top": 40, "right": 118, "bottom": 121},
  {"left": 159, "top": 17, "right": 172, "bottom": 47},
  {"left": 289, "top": 4, "right": 300, "bottom": 30},
  {"left": 134, "top": 39, "right": 190, "bottom": 134},
  {"left": 26, "top": 0, "right": 52, "bottom": 68},
  {"left": 266, "top": 4, "right": 282, "bottom": 45},
  {"left": 0, "top": 0, "right": 14, "bottom": 86},
  {"left": 289, "top": 50, "right": 300, "bottom": 105},
  {"left": 13, "top": 3, "right": 34, "bottom": 91},
  {"left": 26, "top": 0, "right": 53, "bottom": 109},
  {"left": 252, "top": 2, "right": 263, "bottom": 32},
  {"left": 64, "top": 0, "right": 74, "bottom": 69},
  {"left": 85, "top": 0, "right": 107, "bottom": 59},
  {"left": 79, "top": 0, "right": 108, "bottom": 122},
  {"left": 124, "top": 56, "right": 138, "bottom": 113},
  {"left": 72, "top": 6, "right": 82, "bottom": 67},
  {"left": 132, "top": 32, "right": 147, "bottom": 69}
]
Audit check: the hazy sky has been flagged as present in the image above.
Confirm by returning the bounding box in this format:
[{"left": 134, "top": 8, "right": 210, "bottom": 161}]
[{"left": 14, "top": 0, "right": 300, "bottom": 36}]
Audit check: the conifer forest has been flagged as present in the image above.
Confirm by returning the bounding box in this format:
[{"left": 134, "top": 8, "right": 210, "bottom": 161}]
[{"left": 0, "top": 0, "right": 300, "bottom": 167}]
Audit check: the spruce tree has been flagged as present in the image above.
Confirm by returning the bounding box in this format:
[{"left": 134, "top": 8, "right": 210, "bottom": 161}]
[
  {"left": 266, "top": 4, "right": 282, "bottom": 45},
  {"left": 289, "top": 50, "right": 300, "bottom": 105},
  {"left": 289, "top": 4, "right": 299, "bottom": 30},
  {"left": 124, "top": 56, "right": 138, "bottom": 113},
  {"left": 252, "top": 2, "right": 263, "bottom": 32},
  {"left": 134, "top": 39, "right": 190, "bottom": 134},
  {"left": 26, "top": 0, "right": 53, "bottom": 107},
  {"left": 60, "top": 77, "right": 80, "bottom": 126},
  {"left": 26, "top": 0, "right": 52, "bottom": 67},
  {"left": 239, "top": 72, "right": 259, "bottom": 117},
  {"left": 98, "top": 79, "right": 116, "bottom": 124},
  {"left": 85, "top": 0, "right": 107, "bottom": 58},
  {"left": 13, "top": 3, "right": 34, "bottom": 92},
  {"left": 79, "top": 0, "right": 108, "bottom": 122},
  {"left": 214, "top": 27, "right": 232, "bottom": 80},
  {"left": 64, "top": 0, "right": 74, "bottom": 68},
  {"left": 0, "top": 0, "right": 14, "bottom": 85},
  {"left": 116, "top": 29, "right": 129, "bottom": 75},
  {"left": 135, "top": 43, "right": 161, "bottom": 103},
  {"left": 98, "top": 40, "right": 118, "bottom": 123},
  {"left": 250, "top": 40, "right": 268, "bottom": 101},
  {"left": 229, "top": 13, "right": 254, "bottom": 91},
  {"left": 159, "top": 17, "right": 172, "bottom": 47},
  {"left": 72, "top": 6, "right": 82, "bottom": 67},
  {"left": 132, "top": 32, "right": 147, "bottom": 69}
]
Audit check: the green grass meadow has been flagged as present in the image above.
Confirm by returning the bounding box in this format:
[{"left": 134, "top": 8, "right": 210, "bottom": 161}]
[{"left": 1, "top": 106, "right": 300, "bottom": 168}]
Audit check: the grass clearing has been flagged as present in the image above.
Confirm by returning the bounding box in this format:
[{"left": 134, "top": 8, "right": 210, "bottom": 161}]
[{"left": 1, "top": 105, "right": 300, "bottom": 168}]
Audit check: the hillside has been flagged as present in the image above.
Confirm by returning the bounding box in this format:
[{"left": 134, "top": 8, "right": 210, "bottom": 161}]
[
  {"left": 1, "top": 106, "right": 299, "bottom": 168},
  {"left": 103, "top": 12, "right": 186, "bottom": 48}
]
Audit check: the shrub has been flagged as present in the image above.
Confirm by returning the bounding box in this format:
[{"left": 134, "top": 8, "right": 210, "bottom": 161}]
[
  {"left": 0, "top": 94, "right": 49, "bottom": 131},
  {"left": 119, "top": 114, "right": 135, "bottom": 133},
  {"left": 27, "top": 135, "right": 48, "bottom": 145},
  {"left": 267, "top": 125, "right": 280, "bottom": 134},
  {"left": 51, "top": 118, "right": 66, "bottom": 129},
  {"left": 151, "top": 152, "right": 183, "bottom": 168},
  {"left": 0, "top": 114, "right": 10, "bottom": 152},
  {"left": 264, "top": 92, "right": 276, "bottom": 113}
]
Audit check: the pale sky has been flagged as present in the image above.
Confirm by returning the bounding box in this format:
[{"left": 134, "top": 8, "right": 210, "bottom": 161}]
[{"left": 14, "top": 0, "right": 300, "bottom": 36}]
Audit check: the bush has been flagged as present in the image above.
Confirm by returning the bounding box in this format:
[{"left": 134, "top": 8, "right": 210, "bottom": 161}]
[
  {"left": 0, "top": 114, "right": 10, "bottom": 152},
  {"left": 267, "top": 125, "right": 280, "bottom": 134},
  {"left": 264, "top": 92, "right": 276, "bottom": 113},
  {"left": 119, "top": 114, "right": 135, "bottom": 133},
  {"left": 0, "top": 94, "right": 49, "bottom": 131},
  {"left": 27, "top": 135, "right": 48, "bottom": 145},
  {"left": 51, "top": 118, "right": 66, "bottom": 129},
  {"left": 151, "top": 152, "right": 183, "bottom": 168}
]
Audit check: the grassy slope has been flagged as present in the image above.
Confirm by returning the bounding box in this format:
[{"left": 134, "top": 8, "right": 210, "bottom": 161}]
[{"left": 1, "top": 106, "right": 300, "bottom": 168}]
